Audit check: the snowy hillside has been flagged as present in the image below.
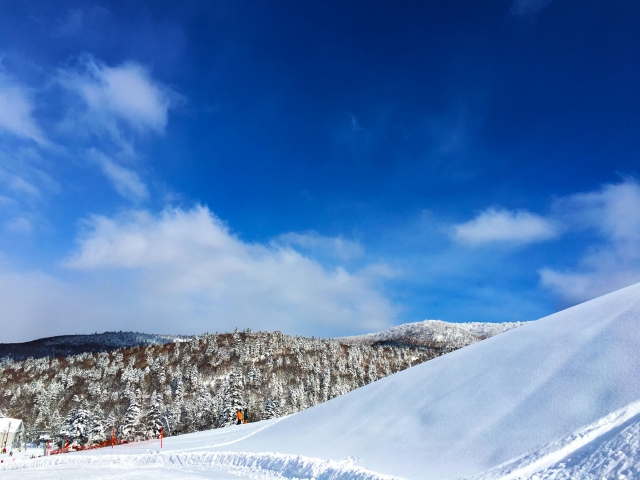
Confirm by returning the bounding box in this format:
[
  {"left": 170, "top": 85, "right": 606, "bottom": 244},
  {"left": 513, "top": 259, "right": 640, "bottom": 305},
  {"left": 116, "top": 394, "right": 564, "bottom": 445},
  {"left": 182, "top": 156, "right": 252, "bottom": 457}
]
[
  {"left": 0, "top": 331, "right": 191, "bottom": 361},
  {"left": 340, "top": 319, "right": 525, "bottom": 348},
  {"left": 0, "top": 330, "right": 444, "bottom": 444},
  {"left": 3, "top": 283, "right": 640, "bottom": 479}
]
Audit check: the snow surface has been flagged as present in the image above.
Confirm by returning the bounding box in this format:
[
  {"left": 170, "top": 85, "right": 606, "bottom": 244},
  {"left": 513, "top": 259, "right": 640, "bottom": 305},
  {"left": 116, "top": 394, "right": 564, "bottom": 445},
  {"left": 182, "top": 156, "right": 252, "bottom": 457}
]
[
  {"left": 0, "top": 420, "right": 399, "bottom": 479},
  {"left": 470, "top": 399, "right": 640, "bottom": 479},
  {"left": 3, "top": 282, "right": 640, "bottom": 479}
]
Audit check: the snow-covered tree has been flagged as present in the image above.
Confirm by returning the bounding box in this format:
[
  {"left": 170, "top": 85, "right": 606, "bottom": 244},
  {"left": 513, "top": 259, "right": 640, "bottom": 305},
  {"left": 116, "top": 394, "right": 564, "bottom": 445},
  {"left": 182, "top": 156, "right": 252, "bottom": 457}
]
[
  {"left": 218, "top": 370, "right": 245, "bottom": 427},
  {"left": 146, "top": 391, "right": 163, "bottom": 438},
  {"left": 0, "top": 328, "right": 447, "bottom": 446},
  {"left": 88, "top": 406, "right": 108, "bottom": 444},
  {"left": 120, "top": 392, "right": 142, "bottom": 441},
  {"left": 60, "top": 396, "right": 92, "bottom": 446}
]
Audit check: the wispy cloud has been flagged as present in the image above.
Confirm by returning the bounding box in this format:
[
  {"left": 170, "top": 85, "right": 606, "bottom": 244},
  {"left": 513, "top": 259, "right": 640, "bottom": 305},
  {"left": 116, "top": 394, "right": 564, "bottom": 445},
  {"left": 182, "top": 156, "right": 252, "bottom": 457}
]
[
  {"left": 0, "top": 82, "right": 48, "bottom": 145},
  {"left": 453, "top": 208, "right": 558, "bottom": 246},
  {"left": 0, "top": 146, "right": 60, "bottom": 236},
  {"left": 0, "top": 166, "right": 41, "bottom": 199},
  {"left": 60, "top": 56, "right": 178, "bottom": 133},
  {"left": 0, "top": 55, "right": 175, "bottom": 214},
  {"left": 91, "top": 151, "right": 149, "bottom": 201},
  {"left": 4, "top": 216, "right": 33, "bottom": 234},
  {"left": 347, "top": 111, "right": 364, "bottom": 133},
  {"left": 53, "top": 9, "right": 84, "bottom": 37},
  {"left": 275, "top": 231, "right": 365, "bottom": 261},
  {"left": 0, "top": 194, "right": 18, "bottom": 206},
  {"left": 540, "top": 179, "right": 640, "bottom": 304},
  {"left": 54, "top": 56, "right": 182, "bottom": 200},
  {"left": 511, "top": 0, "right": 554, "bottom": 16}
]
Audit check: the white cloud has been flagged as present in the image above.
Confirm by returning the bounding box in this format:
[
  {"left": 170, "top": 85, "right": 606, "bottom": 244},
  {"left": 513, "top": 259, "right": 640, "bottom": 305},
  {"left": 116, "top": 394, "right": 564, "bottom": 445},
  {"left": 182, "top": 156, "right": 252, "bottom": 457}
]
[
  {"left": 511, "top": 0, "right": 554, "bottom": 16},
  {"left": 0, "top": 194, "right": 17, "bottom": 206},
  {"left": 539, "top": 268, "right": 640, "bottom": 306},
  {"left": 540, "top": 179, "right": 640, "bottom": 304},
  {"left": 33, "top": 205, "right": 396, "bottom": 339},
  {"left": 93, "top": 152, "right": 149, "bottom": 201},
  {"left": 0, "top": 148, "right": 62, "bottom": 237},
  {"left": 0, "top": 83, "right": 47, "bottom": 145},
  {"left": 0, "top": 166, "right": 40, "bottom": 199},
  {"left": 275, "top": 231, "right": 365, "bottom": 260},
  {"left": 55, "top": 56, "right": 181, "bottom": 200},
  {"left": 4, "top": 217, "right": 33, "bottom": 234},
  {"left": 453, "top": 208, "right": 557, "bottom": 246},
  {"left": 9, "top": 176, "right": 40, "bottom": 197},
  {"left": 60, "top": 56, "right": 177, "bottom": 133}
]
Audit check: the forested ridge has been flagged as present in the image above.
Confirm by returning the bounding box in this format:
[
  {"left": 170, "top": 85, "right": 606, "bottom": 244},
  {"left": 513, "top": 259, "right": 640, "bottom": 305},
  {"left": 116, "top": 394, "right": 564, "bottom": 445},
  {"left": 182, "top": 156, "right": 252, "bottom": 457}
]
[{"left": 0, "top": 329, "right": 462, "bottom": 447}]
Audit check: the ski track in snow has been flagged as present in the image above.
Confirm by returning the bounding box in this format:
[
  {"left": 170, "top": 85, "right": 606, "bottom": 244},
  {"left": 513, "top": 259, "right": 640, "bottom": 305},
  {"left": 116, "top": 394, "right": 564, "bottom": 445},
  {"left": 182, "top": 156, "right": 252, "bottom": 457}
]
[
  {"left": 471, "top": 400, "right": 640, "bottom": 480},
  {"left": 0, "top": 451, "right": 402, "bottom": 480},
  {"left": 0, "top": 417, "right": 402, "bottom": 480},
  {"left": 170, "top": 416, "right": 289, "bottom": 450}
]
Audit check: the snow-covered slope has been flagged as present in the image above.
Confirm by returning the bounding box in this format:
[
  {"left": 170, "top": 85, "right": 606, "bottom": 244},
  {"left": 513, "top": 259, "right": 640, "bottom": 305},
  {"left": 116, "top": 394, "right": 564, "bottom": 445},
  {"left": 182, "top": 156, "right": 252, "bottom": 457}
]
[
  {"left": 4, "top": 283, "right": 640, "bottom": 479},
  {"left": 340, "top": 319, "right": 525, "bottom": 348},
  {"left": 0, "top": 421, "right": 400, "bottom": 479},
  {"left": 470, "top": 399, "right": 640, "bottom": 479},
  {"left": 214, "top": 282, "right": 640, "bottom": 479}
]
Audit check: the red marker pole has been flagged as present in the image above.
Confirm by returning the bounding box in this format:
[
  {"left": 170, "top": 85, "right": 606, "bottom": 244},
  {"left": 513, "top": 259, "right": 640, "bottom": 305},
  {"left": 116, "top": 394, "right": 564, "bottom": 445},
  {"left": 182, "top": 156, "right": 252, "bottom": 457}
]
[
  {"left": 111, "top": 428, "right": 115, "bottom": 449},
  {"left": 159, "top": 427, "right": 163, "bottom": 449}
]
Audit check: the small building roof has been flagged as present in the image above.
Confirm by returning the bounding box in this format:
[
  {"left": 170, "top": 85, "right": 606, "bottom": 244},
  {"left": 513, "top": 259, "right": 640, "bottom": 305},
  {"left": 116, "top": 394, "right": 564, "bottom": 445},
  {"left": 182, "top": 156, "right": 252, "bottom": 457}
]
[{"left": 0, "top": 418, "right": 24, "bottom": 432}]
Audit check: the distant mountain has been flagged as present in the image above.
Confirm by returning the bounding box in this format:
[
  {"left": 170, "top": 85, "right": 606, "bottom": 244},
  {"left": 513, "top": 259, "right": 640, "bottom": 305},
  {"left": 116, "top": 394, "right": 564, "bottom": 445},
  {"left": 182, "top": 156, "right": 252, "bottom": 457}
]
[
  {"left": 0, "top": 331, "right": 192, "bottom": 361},
  {"left": 339, "top": 319, "right": 526, "bottom": 349},
  {"left": 0, "top": 320, "right": 524, "bottom": 361}
]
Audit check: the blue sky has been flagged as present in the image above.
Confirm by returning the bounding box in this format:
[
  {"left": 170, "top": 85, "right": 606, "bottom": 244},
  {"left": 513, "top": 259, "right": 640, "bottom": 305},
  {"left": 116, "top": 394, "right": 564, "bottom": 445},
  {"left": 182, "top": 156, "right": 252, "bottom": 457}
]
[{"left": 0, "top": 1, "right": 639, "bottom": 342}]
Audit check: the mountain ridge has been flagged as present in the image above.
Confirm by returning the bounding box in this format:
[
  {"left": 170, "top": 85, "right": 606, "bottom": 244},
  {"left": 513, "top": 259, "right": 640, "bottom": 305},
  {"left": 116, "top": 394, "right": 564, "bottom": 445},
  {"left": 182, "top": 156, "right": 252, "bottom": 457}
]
[
  {"left": 0, "top": 331, "right": 192, "bottom": 361},
  {"left": 339, "top": 319, "right": 526, "bottom": 349},
  {"left": 0, "top": 320, "right": 524, "bottom": 361}
]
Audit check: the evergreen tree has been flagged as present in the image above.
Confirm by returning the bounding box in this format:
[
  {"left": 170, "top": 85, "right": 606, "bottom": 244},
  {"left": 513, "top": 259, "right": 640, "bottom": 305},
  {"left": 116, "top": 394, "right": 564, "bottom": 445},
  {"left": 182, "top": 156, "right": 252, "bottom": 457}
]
[
  {"left": 105, "top": 412, "right": 116, "bottom": 442},
  {"left": 60, "top": 396, "right": 92, "bottom": 447},
  {"left": 263, "top": 381, "right": 283, "bottom": 419},
  {"left": 121, "top": 392, "right": 142, "bottom": 441},
  {"left": 146, "top": 391, "right": 163, "bottom": 438},
  {"left": 195, "top": 386, "right": 215, "bottom": 430},
  {"left": 66, "top": 410, "right": 91, "bottom": 446},
  {"left": 89, "top": 406, "right": 108, "bottom": 444},
  {"left": 218, "top": 370, "right": 245, "bottom": 427}
]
